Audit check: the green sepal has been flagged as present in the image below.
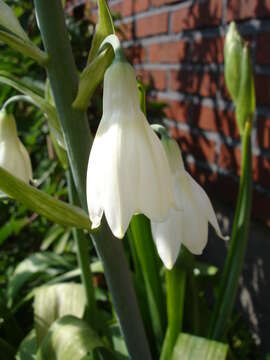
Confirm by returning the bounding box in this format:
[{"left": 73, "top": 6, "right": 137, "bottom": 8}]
[
  {"left": 0, "top": 166, "right": 91, "bottom": 230},
  {"left": 172, "top": 333, "right": 228, "bottom": 360},
  {"left": 36, "top": 315, "right": 104, "bottom": 360},
  {"left": 73, "top": 47, "right": 113, "bottom": 110},
  {"left": 0, "top": 70, "right": 65, "bottom": 148},
  {"left": 87, "top": 0, "right": 115, "bottom": 65},
  {"left": 235, "top": 45, "right": 255, "bottom": 134}
]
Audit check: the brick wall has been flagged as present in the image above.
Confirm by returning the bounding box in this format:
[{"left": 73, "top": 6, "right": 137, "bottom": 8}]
[{"left": 68, "top": 0, "right": 270, "bottom": 227}]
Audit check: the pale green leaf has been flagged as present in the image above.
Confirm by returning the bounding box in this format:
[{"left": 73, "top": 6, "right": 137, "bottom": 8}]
[
  {"left": 172, "top": 333, "right": 228, "bottom": 360},
  {"left": 16, "top": 330, "right": 37, "bottom": 360},
  {"left": 0, "top": 30, "right": 48, "bottom": 65},
  {"left": 34, "top": 283, "right": 86, "bottom": 345},
  {"left": 8, "top": 252, "right": 73, "bottom": 301},
  {"left": 0, "top": 71, "right": 64, "bottom": 148},
  {"left": 0, "top": 0, "right": 28, "bottom": 40},
  {"left": 36, "top": 315, "right": 104, "bottom": 360},
  {"left": 0, "top": 166, "right": 91, "bottom": 231},
  {"left": 87, "top": 0, "right": 114, "bottom": 64}
]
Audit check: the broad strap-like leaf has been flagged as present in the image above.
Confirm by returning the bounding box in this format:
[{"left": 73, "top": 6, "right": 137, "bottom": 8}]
[
  {"left": 34, "top": 283, "right": 86, "bottom": 345},
  {"left": 0, "top": 166, "right": 91, "bottom": 230},
  {"left": 172, "top": 333, "right": 228, "bottom": 360},
  {"left": 36, "top": 315, "right": 104, "bottom": 360},
  {"left": 87, "top": 0, "right": 114, "bottom": 64}
]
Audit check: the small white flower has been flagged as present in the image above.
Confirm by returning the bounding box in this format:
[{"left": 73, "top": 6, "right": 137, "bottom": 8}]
[
  {"left": 151, "top": 137, "right": 227, "bottom": 269},
  {"left": 0, "top": 110, "right": 32, "bottom": 183},
  {"left": 86, "top": 59, "right": 174, "bottom": 239}
]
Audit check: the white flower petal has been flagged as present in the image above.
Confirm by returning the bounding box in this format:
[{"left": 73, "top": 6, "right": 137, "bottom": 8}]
[
  {"left": 151, "top": 208, "right": 183, "bottom": 269},
  {"left": 182, "top": 201, "right": 209, "bottom": 255},
  {"left": 187, "top": 172, "right": 227, "bottom": 240},
  {"left": 137, "top": 114, "right": 174, "bottom": 221},
  {"left": 86, "top": 60, "right": 175, "bottom": 238}
]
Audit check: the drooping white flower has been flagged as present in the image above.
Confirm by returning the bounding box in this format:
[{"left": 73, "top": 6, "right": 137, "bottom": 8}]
[
  {"left": 151, "top": 136, "right": 227, "bottom": 269},
  {"left": 86, "top": 59, "right": 174, "bottom": 239},
  {"left": 0, "top": 110, "right": 32, "bottom": 183}
]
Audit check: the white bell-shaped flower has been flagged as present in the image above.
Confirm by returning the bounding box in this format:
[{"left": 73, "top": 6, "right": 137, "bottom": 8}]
[
  {"left": 0, "top": 110, "right": 32, "bottom": 183},
  {"left": 151, "top": 137, "right": 227, "bottom": 269},
  {"left": 86, "top": 59, "right": 174, "bottom": 239}
]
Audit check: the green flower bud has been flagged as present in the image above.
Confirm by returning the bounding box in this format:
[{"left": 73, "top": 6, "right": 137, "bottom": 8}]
[{"left": 224, "top": 22, "right": 244, "bottom": 102}]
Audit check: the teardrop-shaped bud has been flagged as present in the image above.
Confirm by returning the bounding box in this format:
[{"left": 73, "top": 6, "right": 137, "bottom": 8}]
[
  {"left": 0, "top": 110, "right": 32, "bottom": 183},
  {"left": 224, "top": 22, "right": 244, "bottom": 102}
]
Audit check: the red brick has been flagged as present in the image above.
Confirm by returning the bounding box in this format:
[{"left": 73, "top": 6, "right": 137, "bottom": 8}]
[
  {"left": 255, "top": 75, "right": 270, "bottom": 106},
  {"left": 218, "top": 144, "right": 241, "bottom": 173},
  {"left": 163, "top": 100, "right": 190, "bottom": 123},
  {"left": 122, "top": 0, "right": 149, "bottom": 16},
  {"left": 252, "top": 156, "right": 270, "bottom": 187},
  {"left": 172, "top": 0, "right": 222, "bottom": 33},
  {"left": 169, "top": 127, "right": 217, "bottom": 163},
  {"left": 117, "top": 22, "right": 133, "bottom": 41},
  {"left": 151, "top": 0, "right": 178, "bottom": 6},
  {"left": 136, "top": 13, "right": 168, "bottom": 37},
  {"left": 169, "top": 70, "right": 218, "bottom": 97},
  {"left": 194, "top": 106, "right": 240, "bottom": 138},
  {"left": 190, "top": 37, "right": 224, "bottom": 64},
  {"left": 226, "top": 0, "right": 270, "bottom": 22},
  {"left": 257, "top": 115, "right": 270, "bottom": 150},
  {"left": 148, "top": 41, "right": 188, "bottom": 63},
  {"left": 136, "top": 69, "right": 167, "bottom": 90},
  {"left": 256, "top": 33, "right": 270, "bottom": 64},
  {"left": 126, "top": 45, "right": 147, "bottom": 65}
]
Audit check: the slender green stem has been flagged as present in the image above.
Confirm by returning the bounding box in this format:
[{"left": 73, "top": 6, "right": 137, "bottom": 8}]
[
  {"left": 129, "top": 215, "right": 166, "bottom": 351},
  {"left": 34, "top": 1, "right": 151, "bottom": 358},
  {"left": 67, "top": 171, "right": 98, "bottom": 329},
  {"left": 208, "top": 121, "right": 252, "bottom": 339},
  {"left": 160, "top": 267, "right": 186, "bottom": 360}
]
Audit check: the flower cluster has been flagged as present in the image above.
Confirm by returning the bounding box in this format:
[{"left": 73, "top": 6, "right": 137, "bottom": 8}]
[{"left": 86, "top": 55, "right": 226, "bottom": 268}]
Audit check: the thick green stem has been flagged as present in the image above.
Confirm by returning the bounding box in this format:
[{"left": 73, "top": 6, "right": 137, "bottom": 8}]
[
  {"left": 34, "top": 1, "right": 151, "bottom": 358},
  {"left": 208, "top": 121, "right": 252, "bottom": 339},
  {"left": 160, "top": 267, "right": 186, "bottom": 360},
  {"left": 67, "top": 171, "right": 98, "bottom": 329}
]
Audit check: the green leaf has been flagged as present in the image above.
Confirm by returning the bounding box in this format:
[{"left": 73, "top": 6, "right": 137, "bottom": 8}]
[
  {"left": 87, "top": 0, "right": 115, "bottom": 64},
  {"left": 0, "top": 166, "right": 91, "bottom": 231},
  {"left": 0, "top": 217, "right": 28, "bottom": 246},
  {"left": 16, "top": 330, "right": 37, "bottom": 360},
  {"left": 0, "top": 30, "right": 48, "bottom": 66},
  {"left": 8, "top": 252, "right": 73, "bottom": 301},
  {"left": 73, "top": 47, "right": 113, "bottom": 110},
  {"left": 36, "top": 315, "right": 104, "bottom": 360},
  {"left": 34, "top": 283, "right": 86, "bottom": 345},
  {"left": 0, "top": 338, "right": 15, "bottom": 360},
  {"left": 129, "top": 215, "right": 166, "bottom": 350},
  {"left": 0, "top": 71, "right": 64, "bottom": 148},
  {"left": 0, "top": 0, "right": 29, "bottom": 41},
  {"left": 172, "top": 334, "right": 228, "bottom": 360}
]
